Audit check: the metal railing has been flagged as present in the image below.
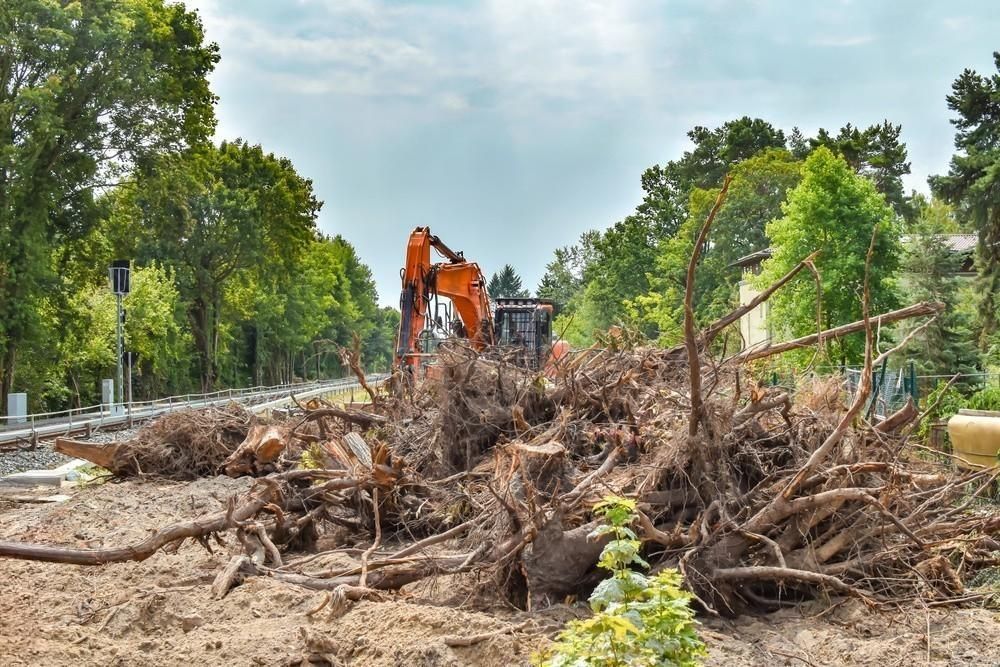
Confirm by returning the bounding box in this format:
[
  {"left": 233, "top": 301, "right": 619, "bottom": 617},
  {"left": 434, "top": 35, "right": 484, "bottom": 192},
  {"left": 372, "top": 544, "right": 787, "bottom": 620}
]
[{"left": 0, "top": 375, "right": 387, "bottom": 446}]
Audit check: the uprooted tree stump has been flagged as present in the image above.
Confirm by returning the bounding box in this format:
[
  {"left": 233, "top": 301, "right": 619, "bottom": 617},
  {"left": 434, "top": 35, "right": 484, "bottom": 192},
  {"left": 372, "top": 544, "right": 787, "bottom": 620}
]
[{"left": 222, "top": 423, "right": 292, "bottom": 476}]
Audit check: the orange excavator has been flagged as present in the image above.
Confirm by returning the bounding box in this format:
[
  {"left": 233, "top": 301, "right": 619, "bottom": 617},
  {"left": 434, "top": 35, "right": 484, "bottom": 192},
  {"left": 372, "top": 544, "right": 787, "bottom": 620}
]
[{"left": 394, "top": 227, "right": 568, "bottom": 374}]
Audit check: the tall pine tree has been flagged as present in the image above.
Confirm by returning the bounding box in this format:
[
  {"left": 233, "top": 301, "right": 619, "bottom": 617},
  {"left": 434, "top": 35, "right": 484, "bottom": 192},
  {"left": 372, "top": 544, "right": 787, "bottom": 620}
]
[
  {"left": 900, "top": 197, "right": 979, "bottom": 378},
  {"left": 931, "top": 51, "right": 1000, "bottom": 349},
  {"left": 488, "top": 265, "right": 530, "bottom": 299}
]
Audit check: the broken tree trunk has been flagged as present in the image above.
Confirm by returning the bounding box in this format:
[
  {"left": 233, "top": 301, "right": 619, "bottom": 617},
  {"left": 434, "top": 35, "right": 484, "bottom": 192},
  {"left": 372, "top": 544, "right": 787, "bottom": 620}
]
[
  {"left": 222, "top": 423, "right": 292, "bottom": 476},
  {"left": 54, "top": 438, "right": 119, "bottom": 469},
  {"left": 505, "top": 441, "right": 570, "bottom": 500}
]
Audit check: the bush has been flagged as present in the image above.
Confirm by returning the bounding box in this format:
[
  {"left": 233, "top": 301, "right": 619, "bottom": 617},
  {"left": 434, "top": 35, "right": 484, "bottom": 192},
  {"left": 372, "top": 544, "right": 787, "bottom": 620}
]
[
  {"left": 967, "top": 386, "right": 1000, "bottom": 411},
  {"left": 534, "top": 497, "right": 707, "bottom": 667}
]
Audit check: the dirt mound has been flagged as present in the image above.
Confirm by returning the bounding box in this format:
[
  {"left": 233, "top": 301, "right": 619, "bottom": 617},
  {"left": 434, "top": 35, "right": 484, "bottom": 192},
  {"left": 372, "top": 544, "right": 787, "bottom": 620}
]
[{"left": 3, "top": 480, "right": 1000, "bottom": 666}]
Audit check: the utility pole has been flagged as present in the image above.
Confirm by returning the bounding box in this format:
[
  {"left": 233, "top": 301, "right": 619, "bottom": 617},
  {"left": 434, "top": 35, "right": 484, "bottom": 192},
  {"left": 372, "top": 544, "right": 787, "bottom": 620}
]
[
  {"left": 110, "top": 260, "right": 131, "bottom": 413},
  {"left": 116, "top": 291, "right": 124, "bottom": 407}
]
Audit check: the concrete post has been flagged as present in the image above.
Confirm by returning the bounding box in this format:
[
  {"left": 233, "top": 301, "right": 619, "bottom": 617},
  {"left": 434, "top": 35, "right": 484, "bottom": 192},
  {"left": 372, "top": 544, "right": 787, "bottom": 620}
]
[
  {"left": 101, "top": 379, "right": 114, "bottom": 414},
  {"left": 7, "top": 393, "right": 27, "bottom": 424}
]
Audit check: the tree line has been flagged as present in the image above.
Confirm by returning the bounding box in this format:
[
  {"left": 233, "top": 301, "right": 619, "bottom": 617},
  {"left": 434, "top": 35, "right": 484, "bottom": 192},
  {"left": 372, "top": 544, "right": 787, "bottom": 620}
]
[
  {"left": 0, "top": 1, "right": 398, "bottom": 412},
  {"left": 531, "top": 52, "right": 1000, "bottom": 381}
]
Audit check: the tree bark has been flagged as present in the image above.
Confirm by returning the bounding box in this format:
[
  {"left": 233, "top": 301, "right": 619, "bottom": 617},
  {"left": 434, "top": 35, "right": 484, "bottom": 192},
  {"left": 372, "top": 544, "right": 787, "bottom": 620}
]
[{"left": 734, "top": 301, "right": 944, "bottom": 363}]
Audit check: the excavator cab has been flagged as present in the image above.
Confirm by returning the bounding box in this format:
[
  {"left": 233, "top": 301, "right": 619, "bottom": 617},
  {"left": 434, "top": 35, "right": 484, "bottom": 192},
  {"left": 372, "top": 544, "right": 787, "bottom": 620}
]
[{"left": 493, "top": 298, "right": 554, "bottom": 370}]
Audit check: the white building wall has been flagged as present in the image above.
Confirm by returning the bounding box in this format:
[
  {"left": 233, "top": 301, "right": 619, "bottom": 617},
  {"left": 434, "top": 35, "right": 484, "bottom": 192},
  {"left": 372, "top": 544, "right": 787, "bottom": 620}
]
[{"left": 738, "top": 281, "right": 770, "bottom": 349}]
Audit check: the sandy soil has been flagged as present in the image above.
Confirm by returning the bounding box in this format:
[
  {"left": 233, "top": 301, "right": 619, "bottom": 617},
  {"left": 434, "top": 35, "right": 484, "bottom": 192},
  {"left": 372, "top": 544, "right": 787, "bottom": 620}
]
[{"left": 2, "top": 478, "right": 999, "bottom": 666}]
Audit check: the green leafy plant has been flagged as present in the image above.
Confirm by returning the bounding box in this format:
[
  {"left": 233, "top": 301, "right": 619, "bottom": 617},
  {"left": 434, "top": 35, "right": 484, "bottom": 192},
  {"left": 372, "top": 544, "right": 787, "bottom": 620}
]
[
  {"left": 916, "top": 381, "right": 1000, "bottom": 445},
  {"left": 535, "top": 496, "right": 707, "bottom": 667},
  {"left": 967, "top": 386, "right": 1000, "bottom": 411},
  {"left": 917, "top": 381, "right": 966, "bottom": 443}
]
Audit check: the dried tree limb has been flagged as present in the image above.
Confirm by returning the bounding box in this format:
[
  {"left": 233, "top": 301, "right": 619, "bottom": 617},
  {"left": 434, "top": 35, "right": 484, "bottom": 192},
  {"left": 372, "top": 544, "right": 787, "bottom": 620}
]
[
  {"left": 359, "top": 489, "right": 383, "bottom": 588},
  {"left": 0, "top": 482, "right": 282, "bottom": 565},
  {"left": 875, "top": 398, "right": 917, "bottom": 434},
  {"left": 54, "top": 438, "right": 118, "bottom": 469},
  {"left": 340, "top": 333, "right": 378, "bottom": 405},
  {"left": 713, "top": 565, "right": 875, "bottom": 601},
  {"left": 733, "top": 301, "right": 945, "bottom": 363},
  {"left": 298, "top": 406, "right": 388, "bottom": 427},
  {"left": 684, "top": 175, "right": 732, "bottom": 436},
  {"left": 443, "top": 621, "right": 532, "bottom": 647},
  {"left": 0, "top": 476, "right": 363, "bottom": 565},
  {"left": 699, "top": 251, "right": 819, "bottom": 347}
]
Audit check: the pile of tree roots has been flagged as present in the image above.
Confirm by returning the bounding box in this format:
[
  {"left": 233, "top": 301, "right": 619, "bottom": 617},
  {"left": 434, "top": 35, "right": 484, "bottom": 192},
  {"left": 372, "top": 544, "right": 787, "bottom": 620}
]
[
  {"left": 7, "top": 305, "right": 998, "bottom": 616},
  {"left": 4, "top": 204, "right": 997, "bottom": 618}
]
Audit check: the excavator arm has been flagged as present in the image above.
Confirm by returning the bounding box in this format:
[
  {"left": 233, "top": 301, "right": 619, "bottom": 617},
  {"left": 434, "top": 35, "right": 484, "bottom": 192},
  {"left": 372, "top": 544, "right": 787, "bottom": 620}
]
[{"left": 395, "top": 227, "right": 494, "bottom": 370}]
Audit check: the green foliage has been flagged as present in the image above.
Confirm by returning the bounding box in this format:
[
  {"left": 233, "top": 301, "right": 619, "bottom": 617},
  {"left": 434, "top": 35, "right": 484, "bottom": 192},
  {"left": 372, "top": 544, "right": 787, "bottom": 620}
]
[
  {"left": 488, "top": 264, "right": 530, "bottom": 299},
  {"left": 0, "top": 0, "right": 218, "bottom": 402},
  {"left": 755, "top": 147, "right": 901, "bottom": 365},
  {"left": 536, "top": 496, "right": 706, "bottom": 667},
  {"left": 810, "top": 121, "right": 912, "bottom": 219},
  {"left": 635, "top": 149, "right": 801, "bottom": 344},
  {"left": 636, "top": 117, "right": 787, "bottom": 240},
  {"left": 916, "top": 381, "right": 1000, "bottom": 443},
  {"left": 899, "top": 196, "right": 980, "bottom": 378},
  {"left": 132, "top": 140, "right": 321, "bottom": 388},
  {"left": 916, "top": 381, "right": 966, "bottom": 442},
  {"left": 931, "top": 51, "right": 1000, "bottom": 347},
  {"left": 540, "top": 118, "right": 786, "bottom": 344},
  {"left": 536, "top": 239, "right": 597, "bottom": 315}
]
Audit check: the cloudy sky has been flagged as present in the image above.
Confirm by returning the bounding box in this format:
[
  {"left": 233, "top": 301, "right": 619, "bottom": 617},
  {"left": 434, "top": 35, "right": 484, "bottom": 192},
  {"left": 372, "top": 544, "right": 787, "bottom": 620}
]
[{"left": 184, "top": 0, "right": 1000, "bottom": 306}]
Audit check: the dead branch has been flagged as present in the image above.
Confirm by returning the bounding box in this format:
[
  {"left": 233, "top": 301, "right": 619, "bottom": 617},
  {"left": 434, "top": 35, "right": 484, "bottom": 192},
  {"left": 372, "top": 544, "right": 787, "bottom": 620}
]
[
  {"left": 699, "top": 251, "right": 819, "bottom": 346},
  {"left": 684, "top": 175, "right": 732, "bottom": 436},
  {"left": 734, "top": 301, "right": 945, "bottom": 363}
]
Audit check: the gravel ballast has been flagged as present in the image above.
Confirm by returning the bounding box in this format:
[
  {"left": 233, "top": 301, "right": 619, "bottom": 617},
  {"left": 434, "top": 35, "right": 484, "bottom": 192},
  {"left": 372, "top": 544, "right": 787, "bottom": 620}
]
[{"left": 0, "top": 427, "right": 140, "bottom": 477}]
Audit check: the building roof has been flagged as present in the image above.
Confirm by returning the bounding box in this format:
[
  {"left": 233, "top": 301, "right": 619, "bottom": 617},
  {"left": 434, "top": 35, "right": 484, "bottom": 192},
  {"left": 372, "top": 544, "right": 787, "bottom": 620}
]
[
  {"left": 936, "top": 234, "right": 977, "bottom": 254},
  {"left": 731, "top": 248, "right": 772, "bottom": 268}
]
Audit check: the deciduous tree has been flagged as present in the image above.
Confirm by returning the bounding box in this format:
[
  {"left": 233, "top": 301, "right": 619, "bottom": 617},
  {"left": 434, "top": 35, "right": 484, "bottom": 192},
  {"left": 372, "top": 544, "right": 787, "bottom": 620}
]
[
  {"left": 0, "top": 0, "right": 218, "bottom": 405},
  {"left": 636, "top": 149, "right": 801, "bottom": 344},
  {"left": 134, "top": 141, "right": 320, "bottom": 388},
  {"left": 756, "top": 147, "right": 901, "bottom": 365}
]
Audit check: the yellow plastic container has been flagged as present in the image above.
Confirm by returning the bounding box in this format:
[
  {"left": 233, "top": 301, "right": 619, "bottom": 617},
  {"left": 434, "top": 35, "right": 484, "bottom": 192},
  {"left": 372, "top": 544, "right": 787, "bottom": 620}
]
[{"left": 947, "top": 409, "right": 1000, "bottom": 470}]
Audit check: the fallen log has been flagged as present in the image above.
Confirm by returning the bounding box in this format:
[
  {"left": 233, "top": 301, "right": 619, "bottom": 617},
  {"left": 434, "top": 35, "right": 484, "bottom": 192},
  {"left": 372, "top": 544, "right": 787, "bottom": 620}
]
[
  {"left": 0, "top": 475, "right": 362, "bottom": 565},
  {"left": 54, "top": 438, "right": 118, "bottom": 469},
  {"left": 734, "top": 301, "right": 945, "bottom": 363},
  {"left": 298, "top": 406, "right": 387, "bottom": 428}
]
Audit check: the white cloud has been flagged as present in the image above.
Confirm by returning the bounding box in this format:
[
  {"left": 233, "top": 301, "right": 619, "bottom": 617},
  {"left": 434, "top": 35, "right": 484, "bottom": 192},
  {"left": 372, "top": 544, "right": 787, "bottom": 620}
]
[
  {"left": 810, "top": 34, "right": 875, "bottom": 47},
  {"left": 185, "top": 0, "right": 666, "bottom": 118},
  {"left": 482, "top": 0, "right": 660, "bottom": 107},
  {"left": 438, "top": 92, "right": 470, "bottom": 112}
]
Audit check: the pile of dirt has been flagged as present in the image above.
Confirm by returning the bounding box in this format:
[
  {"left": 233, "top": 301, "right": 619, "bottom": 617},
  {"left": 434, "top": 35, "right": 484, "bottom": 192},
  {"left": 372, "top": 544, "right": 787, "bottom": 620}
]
[{"left": 3, "top": 479, "right": 1000, "bottom": 665}]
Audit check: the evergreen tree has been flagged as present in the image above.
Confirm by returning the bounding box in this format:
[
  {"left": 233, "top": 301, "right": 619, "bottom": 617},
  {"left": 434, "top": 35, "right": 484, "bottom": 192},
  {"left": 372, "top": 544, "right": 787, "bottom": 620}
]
[
  {"left": 635, "top": 117, "right": 787, "bottom": 238},
  {"left": 900, "top": 197, "right": 979, "bottom": 378},
  {"left": 488, "top": 264, "right": 530, "bottom": 299},
  {"left": 930, "top": 51, "right": 1000, "bottom": 348},
  {"left": 788, "top": 127, "right": 811, "bottom": 159},
  {"left": 809, "top": 122, "right": 912, "bottom": 219}
]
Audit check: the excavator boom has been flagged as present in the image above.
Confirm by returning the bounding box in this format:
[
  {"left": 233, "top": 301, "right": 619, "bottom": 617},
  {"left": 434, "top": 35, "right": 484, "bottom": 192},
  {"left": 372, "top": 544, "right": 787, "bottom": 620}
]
[{"left": 395, "top": 227, "right": 494, "bottom": 370}]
